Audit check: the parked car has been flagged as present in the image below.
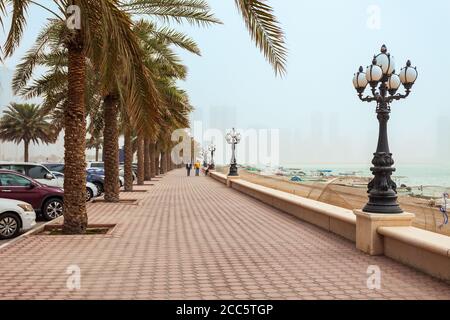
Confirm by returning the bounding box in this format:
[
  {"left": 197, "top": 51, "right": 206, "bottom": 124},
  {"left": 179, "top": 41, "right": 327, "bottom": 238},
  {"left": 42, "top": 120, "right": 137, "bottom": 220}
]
[
  {"left": 0, "top": 198, "right": 36, "bottom": 240},
  {"left": 86, "top": 168, "right": 124, "bottom": 187},
  {"left": 51, "top": 171, "right": 99, "bottom": 202},
  {"left": 42, "top": 163, "right": 65, "bottom": 173},
  {"left": 86, "top": 170, "right": 106, "bottom": 194},
  {"left": 87, "top": 162, "right": 134, "bottom": 182},
  {"left": 0, "top": 170, "right": 64, "bottom": 221},
  {"left": 86, "top": 161, "right": 104, "bottom": 169},
  {"left": 0, "top": 162, "right": 62, "bottom": 188},
  {"left": 119, "top": 165, "right": 137, "bottom": 181}
]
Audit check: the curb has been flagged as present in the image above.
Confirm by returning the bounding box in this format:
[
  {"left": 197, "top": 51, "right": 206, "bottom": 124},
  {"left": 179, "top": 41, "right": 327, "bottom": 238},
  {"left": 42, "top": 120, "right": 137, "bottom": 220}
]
[{"left": 0, "top": 215, "right": 64, "bottom": 252}]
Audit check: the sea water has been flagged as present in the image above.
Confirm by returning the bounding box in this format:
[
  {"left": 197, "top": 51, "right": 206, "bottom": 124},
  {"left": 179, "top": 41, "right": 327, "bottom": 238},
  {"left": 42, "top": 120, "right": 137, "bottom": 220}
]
[{"left": 277, "top": 164, "right": 450, "bottom": 188}]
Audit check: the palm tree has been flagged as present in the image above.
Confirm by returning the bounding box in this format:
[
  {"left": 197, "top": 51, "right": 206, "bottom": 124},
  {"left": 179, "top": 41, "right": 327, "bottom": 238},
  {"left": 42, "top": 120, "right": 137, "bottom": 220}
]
[
  {"left": 86, "top": 136, "right": 103, "bottom": 161},
  {"left": 0, "top": 103, "right": 56, "bottom": 161}
]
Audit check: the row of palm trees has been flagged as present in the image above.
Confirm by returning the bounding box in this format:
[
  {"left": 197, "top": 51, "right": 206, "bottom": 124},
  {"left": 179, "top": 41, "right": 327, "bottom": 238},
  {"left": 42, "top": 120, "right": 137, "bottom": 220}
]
[{"left": 0, "top": 0, "right": 286, "bottom": 234}]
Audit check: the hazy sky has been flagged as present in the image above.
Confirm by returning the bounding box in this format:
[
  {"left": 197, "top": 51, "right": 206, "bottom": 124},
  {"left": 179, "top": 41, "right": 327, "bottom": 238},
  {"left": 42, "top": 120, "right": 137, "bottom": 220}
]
[{"left": 0, "top": 0, "right": 449, "bottom": 167}]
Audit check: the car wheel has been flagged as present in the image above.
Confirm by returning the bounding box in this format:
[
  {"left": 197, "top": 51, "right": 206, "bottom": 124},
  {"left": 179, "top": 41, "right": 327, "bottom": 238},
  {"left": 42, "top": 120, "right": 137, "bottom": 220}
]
[
  {"left": 42, "top": 198, "right": 64, "bottom": 221},
  {"left": 0, "top": 213, "right": 21, "bottom": 240},
  {"left": 86, "top": 187, "right": 93, "bottom": 202},
  {"left": 93, "top": 182, "right": 104, "bottom": 194}
]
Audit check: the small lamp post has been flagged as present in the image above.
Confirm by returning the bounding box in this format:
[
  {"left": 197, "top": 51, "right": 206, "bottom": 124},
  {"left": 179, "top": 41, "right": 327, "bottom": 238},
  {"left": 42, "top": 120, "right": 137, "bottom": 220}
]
[
  {"left": 353, "top": 45, "right": 417, "bottom": 214},
  {"left": 208, "top": 144, "right": 216, "bottom": 170},
  {"left": 202, "top": 149, "right": 208, "bottom": 167},
  {"left": 225, "top": 128, "right": 241, "bottom": 177}
]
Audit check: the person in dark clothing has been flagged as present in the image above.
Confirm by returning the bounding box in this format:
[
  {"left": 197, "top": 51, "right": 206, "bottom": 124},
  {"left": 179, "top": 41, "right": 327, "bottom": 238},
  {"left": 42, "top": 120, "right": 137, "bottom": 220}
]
[{"left": 185, "top": 163, "right": 192, "bottom": 176}]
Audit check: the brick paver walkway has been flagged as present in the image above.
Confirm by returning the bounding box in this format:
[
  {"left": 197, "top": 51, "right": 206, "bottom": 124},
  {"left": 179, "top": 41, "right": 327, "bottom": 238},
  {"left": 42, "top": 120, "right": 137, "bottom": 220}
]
[{"left": 0, "top": 169, "right": 449, "bottom": 300}]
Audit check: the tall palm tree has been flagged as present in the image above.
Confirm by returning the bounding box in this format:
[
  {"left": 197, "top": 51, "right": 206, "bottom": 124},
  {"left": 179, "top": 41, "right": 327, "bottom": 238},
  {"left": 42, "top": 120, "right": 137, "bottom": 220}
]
[{"left": 0, "top": 103, "right": 56, "bottom": 161}]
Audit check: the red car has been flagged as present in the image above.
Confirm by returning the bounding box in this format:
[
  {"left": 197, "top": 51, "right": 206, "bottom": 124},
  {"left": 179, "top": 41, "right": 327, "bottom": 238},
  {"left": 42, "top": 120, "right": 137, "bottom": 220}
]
[{"left": 0, "top": 170, "right": 64, "bottom": 221}]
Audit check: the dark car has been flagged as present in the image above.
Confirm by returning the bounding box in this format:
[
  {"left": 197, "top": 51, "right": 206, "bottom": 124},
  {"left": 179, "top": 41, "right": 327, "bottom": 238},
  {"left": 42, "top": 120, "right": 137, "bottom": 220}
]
[
  {"left": 0, "top": 170, "right": 64, "bottom": 221},
  {"left": 86, "top": 168, "right": 124, "bottom": 188},
  {"left": 86, "top": 170, "right": 106, "bottom": 194}
]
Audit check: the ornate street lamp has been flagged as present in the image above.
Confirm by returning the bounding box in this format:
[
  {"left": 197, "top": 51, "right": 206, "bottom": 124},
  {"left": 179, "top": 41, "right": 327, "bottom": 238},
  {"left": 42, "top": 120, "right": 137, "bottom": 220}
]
[
  {"left": 225, "top": 128, "right": 241, "bottom": 177},
  {"left": 208, "top": 144, "right": 216, "bottom": 170},
  {"left": 353, "top": 45, "right": 418, "bottom": 214},
  {"left": 202, "top": 149, "right": 208, "bottom": 167}
]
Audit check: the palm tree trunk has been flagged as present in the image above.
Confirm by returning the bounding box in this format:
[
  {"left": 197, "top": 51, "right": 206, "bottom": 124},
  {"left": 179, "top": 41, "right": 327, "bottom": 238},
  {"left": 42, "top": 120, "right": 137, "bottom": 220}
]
[
  {"left": 103, "top": 94, "right": 120, "bottom": 202},
  {"left": 124, "top": 126, "right": 133, "bottom": 191},
  {"left": 149, "top": 142, "right": 155, "bottom": 178},
  {"left": 160, "top": 151, "right": 166, "bottom": 174},
  {"left": 63, "top": 41, "right": 87, "bottom": 234},
  {"left": 154, "top": 143, "right": 160, "bottom": 176},
  {"left": 165, "top": 151, "right": 169, "bottom": 172},
  {"left": 144, "top": 138, "right": 151, "bottom": 181},
  {"left": 137, "top": 135, "right": 145, "bottom": 185},
  {"left": 95, "top": 147, "right": 99, "bottom": 162},
  {"left": 167, "top": 151, "right": 173, "bottom": 171},
  {"left": 24, "top": 140, "right": 29, "bottom": 162}
]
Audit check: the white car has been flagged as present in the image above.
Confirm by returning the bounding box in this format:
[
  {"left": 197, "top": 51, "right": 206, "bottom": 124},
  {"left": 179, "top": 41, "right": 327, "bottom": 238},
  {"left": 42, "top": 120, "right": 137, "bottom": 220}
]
[
  {"left": 51, "top": 172, "right": 99, "bottom": 201},
  {"left": 0, "top": 162, "right": 62, "bottom": 188},
  {"left": 0, "top": 198, "right": 36, "bottom": 240}
]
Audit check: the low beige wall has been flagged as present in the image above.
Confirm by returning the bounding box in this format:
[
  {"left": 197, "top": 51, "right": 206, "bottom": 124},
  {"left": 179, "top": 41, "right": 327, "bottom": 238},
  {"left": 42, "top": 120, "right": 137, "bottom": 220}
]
[
  {"left": 209, "top": 174, "right": 450, "bottom": 281},
  {"left": 229, "top": 178, "right": 356, "bottom": 242},
  {"left": 210, "top": 171, "right": 227, "bottom": 184},
  {"left": 379, "top": 226, "right": 450, "bottom": 281}
]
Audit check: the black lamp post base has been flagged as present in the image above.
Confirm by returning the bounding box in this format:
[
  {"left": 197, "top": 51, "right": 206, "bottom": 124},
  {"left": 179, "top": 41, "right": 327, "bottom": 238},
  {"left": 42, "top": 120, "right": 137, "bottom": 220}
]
[
  {"left": 228, "top": 164, "right": 238, "bottom": 177},
  {"left": 363, "top": 190, "right": 403, "bottom": 214},
  {"left": 363, "top": 202, "right": 403, "bottom": 214}
]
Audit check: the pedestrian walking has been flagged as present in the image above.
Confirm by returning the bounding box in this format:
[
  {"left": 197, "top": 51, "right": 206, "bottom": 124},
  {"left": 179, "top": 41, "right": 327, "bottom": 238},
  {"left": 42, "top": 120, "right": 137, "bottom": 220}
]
[
  {"left": 186, "top": 162, "right": 192, "bottom": 176},
  {"left": 194, "top": 161, "right": 201, "bottom": 176}
]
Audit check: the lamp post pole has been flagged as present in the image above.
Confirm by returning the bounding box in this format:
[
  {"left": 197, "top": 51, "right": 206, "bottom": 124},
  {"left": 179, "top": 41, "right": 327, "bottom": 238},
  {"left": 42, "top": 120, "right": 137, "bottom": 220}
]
[
  {"left": 208, "top": 144, "right": 216, "bottom": 170},
  {"left": 202, "top": 149, "right": 208, "bottom": 168},
  {"left": 226, "top": 128, "right": 241, "bottom": 177},
  {"left": 353, "top": 45, "right": 418, "bottom": 214}
]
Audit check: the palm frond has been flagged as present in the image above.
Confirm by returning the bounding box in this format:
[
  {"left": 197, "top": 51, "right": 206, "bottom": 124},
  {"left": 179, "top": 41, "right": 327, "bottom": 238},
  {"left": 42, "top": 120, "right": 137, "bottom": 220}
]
[
  {"left": 3, "top": 0, "right": 31, "bottom": 57},
  {"left": 235, "top": 0, "right": 287, "bottom": 76},
  {"left": 120, "top": 0, "right": 221, "bottom": 26}
]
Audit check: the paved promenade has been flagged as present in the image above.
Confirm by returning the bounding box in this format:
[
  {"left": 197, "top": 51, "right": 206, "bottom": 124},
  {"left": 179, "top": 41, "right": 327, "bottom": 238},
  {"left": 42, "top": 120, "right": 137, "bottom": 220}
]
[{"left": 0, "top": 169, "right": 449, "bottom": 300}]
